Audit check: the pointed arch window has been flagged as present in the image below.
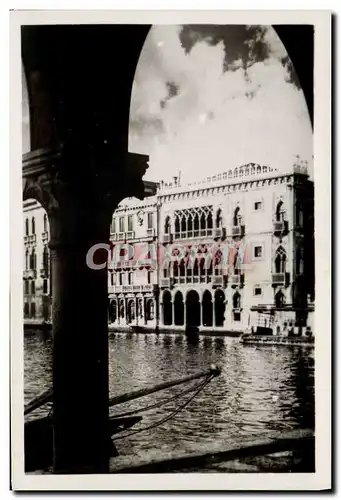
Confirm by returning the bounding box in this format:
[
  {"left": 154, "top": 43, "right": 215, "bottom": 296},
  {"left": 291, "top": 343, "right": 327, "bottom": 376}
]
[
  {"left": 43, "top": 213, "right": 48, "bottom": 233},
  {"left": 25, "top": 218, "right": 29, "bottom": 236},
  {"left": 233, "top": 207, "right": 242, "bottom": 227},
  {"left": 276, "top": 201, "right": 284, "bottom": 222},
  {"left": 31, "top": 217, "right": 35, "bottom": 235},
  {"left": 164, "top": 216, "right": 171, "bottom": 234},
  {"left": 232, "top": 291, "right": 241, "bottom": 321},
  {"left": 275, "top": 246, "right": 287, "bottom": 273}
]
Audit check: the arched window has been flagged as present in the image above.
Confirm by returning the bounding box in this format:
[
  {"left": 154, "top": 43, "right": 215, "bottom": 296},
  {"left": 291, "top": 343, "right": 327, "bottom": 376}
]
[
  {"left": 173, "top": 260, "right": 179, "bottom": 280},
  {"left": 43, "top": 213, "right": 48, "bottom": 233},
  {"left": 193, "top": 213, "right": 199, "bottom": 231},
  {"left": 30, "top": 249, "right": 36, "bottom": 270},
  {"left": 128, "top": 271, "right": 134, "bottom": 285},
  {"left": 25, "top": 218, "right": 29, "bottom": 236},
  {"left": 179, "top": 259, "right": 186, "bottom": 277},
  {"left": 146, "top": 299, "right": 154, "bottom": 321},
  {"left": 24, "top": 279, "right": 29, "bottom": 295},
  {"left": 251, "top": 165, "right": 256, "bottom": 175},
  {"left": 30, "top": 302, "right": 36, "bottom": 319},
  {"left": 233, "top": 207, "right": 241, "bottom": 226},
  {"left": 147, "top": 270, "right": 152, "bottom": 284},
  {"left": 200, "top": 211, "right": 206, "bottom": 232},
  {"left": 233, "top": 291, "right": 241, "bottom": 309},
  {"left": 276, "top": 201, "right": 284, "bottom": 221},
  {"left": 25, "top": 249, "right": 29, "bottom": 270},
  {"left": 164, "top": 216, "right": 171, "bottom": 234},
  {"left": 207, "top": 211, "right": 213, "bottom": 230},
  {"left": 31, "top": 217, "right": 35, "bottom": 235},
  {"left": 43, "top": 279, "right": 48, "bottom": 294},
  {"left": 174, "top": 214, "right": 180, "bottom": 234},
  {"left": 187, "top": 214, "right": 193, "bottom": 232},
  {"left": 31, "top": 280, "right": 35, "bottom": 295},
  {"left": 24, "top": 302, "right": 29, "bottom": 318},
  {"left": 43, "top": 245, "right": 49, "bottom": 271},
  {"left": 275, "top": 246, "right": 287, "bottom": 273},
  {"left": 275, "top": 290, "right": 285, "bottom": 308},
  {"left": 181, "top": 215, "right": 186, "bottom": 233},
  {"left": 216, "top": 209, "right": 222, "bottom": 228}
]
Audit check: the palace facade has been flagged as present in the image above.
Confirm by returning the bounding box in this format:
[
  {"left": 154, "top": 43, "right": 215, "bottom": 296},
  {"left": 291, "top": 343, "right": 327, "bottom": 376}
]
[{"left": 23, "top": 160, "right": 315, "bottom": 334}]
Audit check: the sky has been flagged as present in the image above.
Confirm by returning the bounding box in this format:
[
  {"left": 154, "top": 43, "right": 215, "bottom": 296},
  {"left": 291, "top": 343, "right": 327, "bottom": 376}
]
[
  {"left": 129, "top": 25, "right": 313, "bottom": 184},
  {"left": 22, "top": 25, "right": 313, "bottom": 183}
]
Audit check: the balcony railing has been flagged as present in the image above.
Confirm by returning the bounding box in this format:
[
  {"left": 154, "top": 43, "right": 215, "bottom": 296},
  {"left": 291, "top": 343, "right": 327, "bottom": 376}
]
[
  {"left": 160, "top": 277, "right": 173, "bottom": 288},
  {"left": 23, "top": 269, "right": 37, "bottom": 279},
  {"left": 230, "top": 274, "right": 244, "bottom": 286},
  {"left": 117, "top": 232, "right": 125, "bottom": 241},
  {"left": 174, "top": 229, "right": 213, "bottom": 240},
  {"left": 272, "top": 273, "right": 285, "bottom": 286},
  {"left": 213, "top": 227, "right": 225, "bottom": 239},
  {"left": 146, "top": 228, "right": 156, "bottom": 238},
  {"left": 232, "top": 225, "right": 245, "bottom": 238},
  {"left": 162, "top": 234, "right": 172, "bottom": 244},
  {"left": 24, "top": 235, "right": 37, "bottom": 245},
  {"left": 40, "top": 267, "right": 49, "bottom": 278},
  {"left": 126, "top": 231, "right": 135, "bottom": 240},
  {"left": 41, "top": 231, "right": 49, "bottom": 241},
  {"left": 110, "top": 233, "right": 117, "bottom": 241},
  {"left": 108, "top": 284, "right": 156, "bottom": 294},
  {"left": 273, "top": 221, "right": 285, "bottom": 233},
  {"left": 212, "top": 275, "right": 225, "bottom": 287}
]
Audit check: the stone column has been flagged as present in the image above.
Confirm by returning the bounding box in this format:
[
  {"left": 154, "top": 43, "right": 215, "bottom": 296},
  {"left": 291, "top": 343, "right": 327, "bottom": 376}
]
[
  {"left": 48, "top": 204, "right": 112, "bottom": 473},
  {"left": 23, "top": 146, "right": 150, "bottom": 474}
]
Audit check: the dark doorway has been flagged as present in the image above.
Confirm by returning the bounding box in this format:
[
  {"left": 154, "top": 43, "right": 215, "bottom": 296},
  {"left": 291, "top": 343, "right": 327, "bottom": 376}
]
[
  {"left": 214, "top": 290, "right": 225, "bottom": 327},
  {"left": 163, "top": 290, "right": 172, "bottom": 326},
  {"left": 186, "top": 290, "right": 200, "bottom": 328},
  {"left": 109, "top": 300, "right": 117, "bottom": 323},
  {"left": 174, "top": 291, "right": 184, "bottom": 326},
  {"left": 202, "top": 290, "right": 213, "bottom": 327}
]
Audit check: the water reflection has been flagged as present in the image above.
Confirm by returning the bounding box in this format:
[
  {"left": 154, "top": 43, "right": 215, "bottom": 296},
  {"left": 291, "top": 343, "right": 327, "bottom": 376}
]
[{"left": 24, "top": 332, "right": 314, "bottom": 463}]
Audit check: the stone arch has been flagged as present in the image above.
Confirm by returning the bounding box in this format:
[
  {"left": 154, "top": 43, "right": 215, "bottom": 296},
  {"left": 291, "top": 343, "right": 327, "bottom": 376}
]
[
  {"left": 174, "top": 291, "right": 184, "bottom": 326},
  {"left": 202, "top": 290, "right": 213, "bottom": 327},
  {"left": 109, "top": 299, "right": 117, "bottom": 323},
  {"left": 162, "top": 290, "right": 172, "bottom": 326},
  {"left": 127, "top": 299, "right": 135, "bottom": 323},
  {"left": 214, "top": 289, "right": 225, "bottom": 327},
  {"left": 145, "top": 297, "right": 154, "bottom": 321},
  {"left": 186, "top": 290, "right": 200, "bottom": 328},
  {"left": 275, "top": 245, "right": 287, "bottom": 273},
  {"left": 275, "top": 289, "right": 285, "bottom": 308}
]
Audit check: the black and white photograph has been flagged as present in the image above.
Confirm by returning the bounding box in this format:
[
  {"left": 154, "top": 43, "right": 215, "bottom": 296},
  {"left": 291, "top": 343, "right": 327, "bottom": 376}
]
[{"left": 10, "top": 10, "right": 331, "bottom": 491}]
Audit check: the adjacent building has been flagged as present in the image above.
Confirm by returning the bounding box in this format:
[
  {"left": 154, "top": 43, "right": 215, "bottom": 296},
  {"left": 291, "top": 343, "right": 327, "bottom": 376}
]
[{"left": 23, "top": 159, "right": 315, "bottom": 334}]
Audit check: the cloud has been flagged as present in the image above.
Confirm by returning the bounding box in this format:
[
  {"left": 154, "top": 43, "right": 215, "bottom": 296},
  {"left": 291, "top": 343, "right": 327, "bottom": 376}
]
[{"left": 129, "top": 25, "right": 312, "bottom": 183}]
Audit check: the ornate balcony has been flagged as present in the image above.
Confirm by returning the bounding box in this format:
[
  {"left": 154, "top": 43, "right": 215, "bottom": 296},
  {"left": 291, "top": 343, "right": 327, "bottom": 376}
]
[
  {"left": 146, "top": 228, "right": 156, "bottom": 239},
  {"left": 232, "top": 225, "right": 245, "bottom": 238},
  {"left": 212, "top": 275, "right": 226, "bottom": 288},
  {"left": 108, "top": 284, "right": 157, "bottom": 294},
  {"left": 23, "top": 269, "right": 36, "bottom": 279},
  {"left": 230, "top": 274, "right": 244, "bottom": 286},
  {"left": 160, "top": 277, "right": 173, "bottom": 288},
  {"left": 126, "top": 231, "right": 135, "bottom": 240},
  {"left": 40, "top": 267, "right": 49, "bottom": 278},
  {"left": 213, "top": 227, "right": 225, "bottom": 239},
  {"left": 162, "top": 234, "right": 172, "bottom": 244},
  {"left": 272, "top": 273, "right": 285, "bottom": 286}
]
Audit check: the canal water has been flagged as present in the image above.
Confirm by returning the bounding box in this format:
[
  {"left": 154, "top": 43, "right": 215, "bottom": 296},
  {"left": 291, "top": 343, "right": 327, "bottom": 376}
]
[{"left": 24, "top": 331, "right": 314, "bottom": 471}]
